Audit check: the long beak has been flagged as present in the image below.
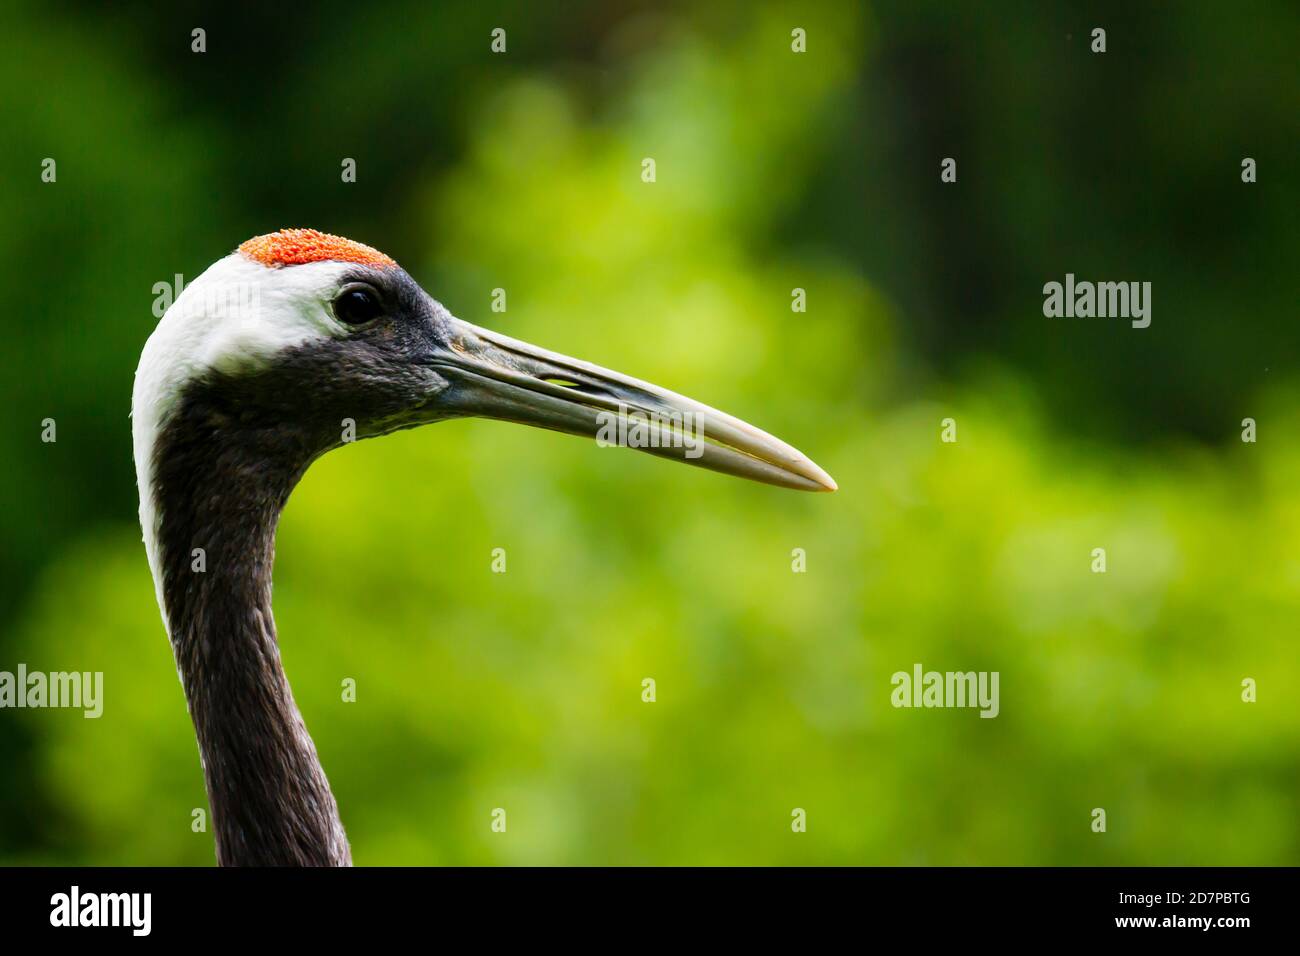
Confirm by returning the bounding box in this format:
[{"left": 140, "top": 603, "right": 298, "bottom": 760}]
[{"left": 429, "top": 317, "right": 837, "bottom": 492}]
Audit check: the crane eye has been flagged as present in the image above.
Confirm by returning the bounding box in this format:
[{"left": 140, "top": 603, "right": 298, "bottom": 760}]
[{"left": 333, "top": 285, "right": 385, "bottom": 326}]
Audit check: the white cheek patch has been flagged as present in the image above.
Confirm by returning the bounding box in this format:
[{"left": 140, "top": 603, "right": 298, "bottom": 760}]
[{"left": 131, "top": 254, "right": 353, "bottom": 629}]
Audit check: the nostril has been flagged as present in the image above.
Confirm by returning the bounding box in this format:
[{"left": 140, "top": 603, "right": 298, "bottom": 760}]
[{"left": 539, "top": 376, "right": 619, "bottom": 401}]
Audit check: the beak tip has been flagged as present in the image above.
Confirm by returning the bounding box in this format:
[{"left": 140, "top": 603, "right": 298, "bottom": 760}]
[{"left": 800, "top": 460, "right": 837, "bottom": 492}]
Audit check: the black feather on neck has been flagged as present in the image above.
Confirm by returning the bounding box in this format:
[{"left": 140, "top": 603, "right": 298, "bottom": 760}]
[{"left": 150, "top": 369, "right": 350, "bottom": 867}]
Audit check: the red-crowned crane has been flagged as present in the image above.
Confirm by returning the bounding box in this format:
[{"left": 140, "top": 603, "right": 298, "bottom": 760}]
[{"left": 132, "top": 229, "right": 836, "bottom": 866}]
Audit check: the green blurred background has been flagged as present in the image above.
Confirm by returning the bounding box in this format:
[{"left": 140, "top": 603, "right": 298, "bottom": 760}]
[{"left": 1, "top": 0, "right": 1297, "bottom": 864}]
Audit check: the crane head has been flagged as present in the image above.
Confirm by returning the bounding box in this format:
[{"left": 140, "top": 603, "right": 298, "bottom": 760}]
[{"left": 133, "top": 228, "right": 836, "bottom": 507}]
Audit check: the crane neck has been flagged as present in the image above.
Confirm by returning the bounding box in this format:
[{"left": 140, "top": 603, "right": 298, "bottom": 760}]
[{"left": 146, "top": 377, "right": 350, "bottom": 866}]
